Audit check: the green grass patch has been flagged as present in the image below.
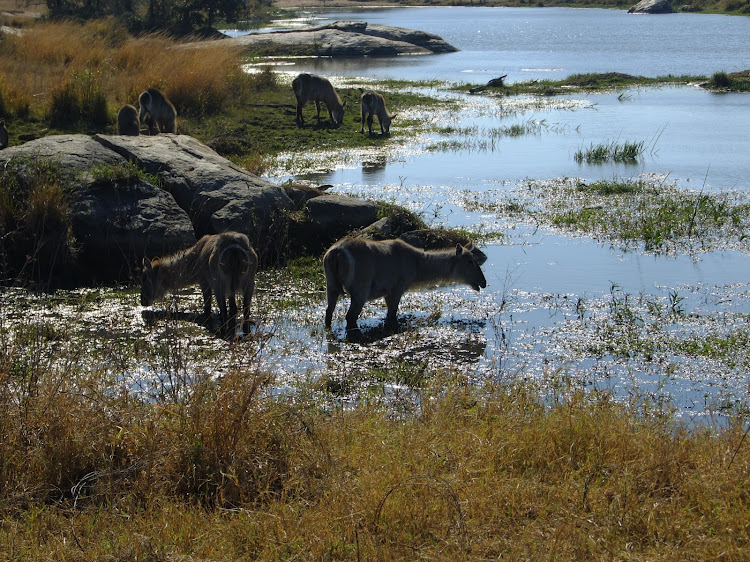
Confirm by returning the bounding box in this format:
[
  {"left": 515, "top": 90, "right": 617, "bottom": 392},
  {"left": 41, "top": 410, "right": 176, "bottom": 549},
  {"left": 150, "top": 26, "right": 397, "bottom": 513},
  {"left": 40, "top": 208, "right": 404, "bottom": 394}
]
[
  {"left": 705, "top": 70, "right": 750, "bottom": 92},
  {"left": 456, "top": 72, "right": 706, "bottom": 97}
]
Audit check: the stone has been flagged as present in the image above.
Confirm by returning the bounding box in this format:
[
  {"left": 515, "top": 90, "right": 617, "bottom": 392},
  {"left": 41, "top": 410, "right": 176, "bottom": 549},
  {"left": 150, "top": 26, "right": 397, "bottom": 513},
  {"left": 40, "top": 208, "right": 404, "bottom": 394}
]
[
  {"left": 93, "top": 134, "right": 294, "bottom": 263},
  {"left": 220, "top": 21, "right": 457, "bottom": 57},
  {"left": 628, "top": 0, "right": 673, "bottom": 13},
  {"left": 70, "top": 178, "right": 196, "bottom": 282}
]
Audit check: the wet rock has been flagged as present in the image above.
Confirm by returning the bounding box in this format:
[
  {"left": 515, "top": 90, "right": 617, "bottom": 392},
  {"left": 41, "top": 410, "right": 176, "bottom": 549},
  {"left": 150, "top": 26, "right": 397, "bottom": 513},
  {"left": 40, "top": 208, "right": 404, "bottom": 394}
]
[
  {"left": 93, "top": 134, "right": 294, "bottom": 264},
  {"left": 628, "top": 0, "right": 673, "bottom": 13},
  {"left": 70, "top": 178, "right": 196, "bottom": 283},
  {"left": 222, "top": 21, "right": 457, "bottom": 57},
  {"left": 305, "top": 194, "right": 381, "bottom": 235}
]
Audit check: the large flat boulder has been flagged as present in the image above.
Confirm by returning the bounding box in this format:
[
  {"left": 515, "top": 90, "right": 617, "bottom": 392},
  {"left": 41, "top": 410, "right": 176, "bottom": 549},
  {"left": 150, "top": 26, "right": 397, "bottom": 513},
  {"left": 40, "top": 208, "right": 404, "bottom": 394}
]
[
  {"left": 223, "top": 21, "right": 457, "bottom": 57},
  {"left": 94, "top": 134, "right": 294, "bottom": 263},
  {"left": 0, "top": 135, "right": 195, "bottom": 284},
  {"left": 628, "top": 0, "right": 673, "bottom": 12},
  {"left": 0, "top": 134, "right": 127, "bottom": 181}
]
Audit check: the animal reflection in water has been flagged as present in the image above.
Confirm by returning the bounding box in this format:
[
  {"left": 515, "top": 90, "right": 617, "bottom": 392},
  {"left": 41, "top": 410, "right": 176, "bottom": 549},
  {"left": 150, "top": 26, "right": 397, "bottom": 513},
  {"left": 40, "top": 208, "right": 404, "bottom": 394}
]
[
  {"left": 324, "top": 238, "right": 487, "bottom": 338},
  {"left": 140, "top": 232, "right": 258, "bottom": 336}
]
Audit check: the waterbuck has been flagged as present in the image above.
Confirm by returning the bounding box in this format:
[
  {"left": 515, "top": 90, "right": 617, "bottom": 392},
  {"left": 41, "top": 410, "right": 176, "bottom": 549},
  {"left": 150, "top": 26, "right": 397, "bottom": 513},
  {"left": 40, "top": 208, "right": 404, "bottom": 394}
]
[
  {"left": 324, "top": 238, "right": 487, "bottom": 335},
  {"left": 138, "top": 87, "right": 177, "bottom": 135},
  {"left": 359, "top": 90, "right": 394, "bottom": 135},
  {"left": 140, "top": 232, "right": 258, "bottom": 334},
  {"left": 292, "top": 73, "right": 346, "bottom": 126},
  {"left": 117, "top": 104, "right": 140, "bottom": 136}
]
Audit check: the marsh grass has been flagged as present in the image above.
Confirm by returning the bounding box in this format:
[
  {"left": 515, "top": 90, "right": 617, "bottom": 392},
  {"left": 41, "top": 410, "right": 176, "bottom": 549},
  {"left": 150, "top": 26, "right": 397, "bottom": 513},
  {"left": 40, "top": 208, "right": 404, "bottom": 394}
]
[
  {"left": 574, "top": 139, "right": 646, "bottom": 163},
  {"left": 469, "top": 177, "right": 749, "bottom": 254},
  {"left": 458, "top": 72, "right": 705, "bottom": 97}
]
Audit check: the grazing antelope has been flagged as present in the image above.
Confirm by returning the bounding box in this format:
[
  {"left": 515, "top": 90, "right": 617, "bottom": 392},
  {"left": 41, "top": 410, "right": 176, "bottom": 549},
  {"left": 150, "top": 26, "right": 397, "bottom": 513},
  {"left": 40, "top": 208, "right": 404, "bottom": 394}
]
[
  {"left": 0, "top": 119, "right": 8, "bottom": 149},
  {"left": 117, "top": 104, "right": 140, "bottom": 136},
  {"left": 140, "top": 232, "right": 258, "bottom": 334},
  {"left": 324, "top": 238, "right": 487, "bottom": 335},
  {"left": 359, "top": 90, "right": 394, "bottom": 135},
  {"left": 292, "top": 73, "right": 346, "bottom": 126},
  {"left": 138, "top": 88, "right": 177, "bottom": 135}
]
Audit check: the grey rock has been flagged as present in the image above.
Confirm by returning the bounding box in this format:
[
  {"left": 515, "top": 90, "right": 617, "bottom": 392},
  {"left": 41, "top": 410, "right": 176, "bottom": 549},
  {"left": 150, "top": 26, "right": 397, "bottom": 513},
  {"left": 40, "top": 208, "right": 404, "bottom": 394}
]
[
  {"left": 93, "top": 134, "right": 294, "bottom": 262},
  {"left": 306, "top": 194, "right": 381, "bottom": 236},
  {"left": 0, "top": 134, "right": 127, "bottom": 183},
  {"left": 70, "top": 178, "right": 196, "bottom": 281},
  {"left": 222, "top": 21, "right": 456, "bottom": 57},
  {"left": 628, "top": 0, "right": 673, "bottom": 13}
]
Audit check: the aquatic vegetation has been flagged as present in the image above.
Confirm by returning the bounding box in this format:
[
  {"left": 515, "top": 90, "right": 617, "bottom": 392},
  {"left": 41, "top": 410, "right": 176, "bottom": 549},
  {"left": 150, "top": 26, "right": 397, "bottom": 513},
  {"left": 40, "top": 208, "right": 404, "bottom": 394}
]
[
  {"left": 457, "top": 72, "right": 706, "bottom": 97},
  {"left": 574, "top": 139, "right": 646, "bottom": 163},
  {"left": 705, "top": 70, "right": 750, "bottom": 92},
  {"left": 469, "top": 177, "right": 750, "bottom": 255}
]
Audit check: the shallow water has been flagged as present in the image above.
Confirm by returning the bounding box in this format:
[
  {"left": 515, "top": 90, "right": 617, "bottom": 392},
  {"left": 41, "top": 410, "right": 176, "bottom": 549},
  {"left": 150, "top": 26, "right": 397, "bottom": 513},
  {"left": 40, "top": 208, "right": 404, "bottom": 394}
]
[
  {"left": 11, "top": 8, "right": 746, "bottom": 422},
  {"left": 243, "top": 8, "right": 750, "bottom": 419},
  {"left": 238, "top": 6, "right": 750, "bottom": 82}
]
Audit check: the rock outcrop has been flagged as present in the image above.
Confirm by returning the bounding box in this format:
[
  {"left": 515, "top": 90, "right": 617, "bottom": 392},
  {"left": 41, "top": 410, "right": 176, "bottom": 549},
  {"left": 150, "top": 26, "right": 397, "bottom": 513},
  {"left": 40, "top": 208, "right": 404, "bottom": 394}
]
[
  {"left": 0, "top": 133, "right": 426, "bottom": 285},
  {"left": 628, "top": 0, "right": 673, "bottom": 13},
  {"left": 224, "top": 21, "right": 457, "bottom": 57}
]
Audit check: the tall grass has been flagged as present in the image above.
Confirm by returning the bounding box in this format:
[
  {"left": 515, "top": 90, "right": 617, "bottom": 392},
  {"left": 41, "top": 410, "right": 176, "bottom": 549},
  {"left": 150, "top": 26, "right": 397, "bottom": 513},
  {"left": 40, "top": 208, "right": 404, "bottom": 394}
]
[
  {"left": 0, "top": 318, "right": 749, "bottom": 559},
  {"left": 0, "top": 18, "right": 249, "bottom": 126}
]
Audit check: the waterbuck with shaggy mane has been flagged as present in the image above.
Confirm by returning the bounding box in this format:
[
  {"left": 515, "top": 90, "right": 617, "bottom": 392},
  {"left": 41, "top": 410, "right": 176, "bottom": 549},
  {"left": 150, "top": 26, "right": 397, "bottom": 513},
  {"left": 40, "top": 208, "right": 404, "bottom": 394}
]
[
  {"left": 360, "top": 90, "right": 394, "bottom": 135},
  {"left": 141, "top": 232, "right": 258, "bottom": 334},
  {"left": 293, "top": 73, "right": 346, "bottom": 126},
  {"left": 324, "top": 238, "right": 487, "bottom": 335},
  {"left": 138, "top": 87, "right": 177, "bottom": 135}
]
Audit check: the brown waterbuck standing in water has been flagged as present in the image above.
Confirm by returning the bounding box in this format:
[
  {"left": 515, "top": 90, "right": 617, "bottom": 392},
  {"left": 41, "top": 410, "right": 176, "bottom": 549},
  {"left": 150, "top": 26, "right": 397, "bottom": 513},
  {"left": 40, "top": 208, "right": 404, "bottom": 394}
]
[
  {"left": 292, "top": 73, "right": 346, "bottom": 126},
  {"left": 140, "top": 232, "right": 258, "bottom": 335},
  {"left": 323, "top": 238, "right": 487, "bottom": 336}
]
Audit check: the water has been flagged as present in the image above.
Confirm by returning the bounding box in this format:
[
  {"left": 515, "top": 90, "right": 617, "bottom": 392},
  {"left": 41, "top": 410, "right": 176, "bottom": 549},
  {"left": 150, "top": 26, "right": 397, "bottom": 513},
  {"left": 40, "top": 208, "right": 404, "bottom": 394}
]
[
  {"left": 235, "top": 8, "right": 750, "bottom": 419},
  {"left": 256, "top": 7, "right": 750, "bottom": 82}
]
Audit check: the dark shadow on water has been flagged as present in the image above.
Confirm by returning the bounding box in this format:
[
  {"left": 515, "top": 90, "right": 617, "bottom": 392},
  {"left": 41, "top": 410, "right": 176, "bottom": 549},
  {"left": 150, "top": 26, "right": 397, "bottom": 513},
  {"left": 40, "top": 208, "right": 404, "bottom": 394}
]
[{"left": 141, "top": 309, "right": 257, "bottom": 341}]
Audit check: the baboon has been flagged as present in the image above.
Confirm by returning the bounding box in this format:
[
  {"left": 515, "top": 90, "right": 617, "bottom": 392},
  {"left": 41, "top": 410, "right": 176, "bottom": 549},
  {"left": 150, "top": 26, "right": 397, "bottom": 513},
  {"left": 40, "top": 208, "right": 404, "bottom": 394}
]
[
  {"left": 0, "top": 119, "right": 8, "bottom": 149},
  {"left": 117, "top": 104, "right": 140, "bottom": 136},
  {"left": 138, "top": 88, "right": 177, "bottom": 135}
]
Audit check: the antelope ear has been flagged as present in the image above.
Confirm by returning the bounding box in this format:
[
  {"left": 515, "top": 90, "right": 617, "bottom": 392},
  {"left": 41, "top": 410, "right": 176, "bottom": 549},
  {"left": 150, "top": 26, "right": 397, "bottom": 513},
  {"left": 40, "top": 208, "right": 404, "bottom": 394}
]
[
  {"left": 456, "top": 244, "right": 463, "bottom": 256},
  {"left": 142, "top": 258, "right": 153, "bottom": 271}
]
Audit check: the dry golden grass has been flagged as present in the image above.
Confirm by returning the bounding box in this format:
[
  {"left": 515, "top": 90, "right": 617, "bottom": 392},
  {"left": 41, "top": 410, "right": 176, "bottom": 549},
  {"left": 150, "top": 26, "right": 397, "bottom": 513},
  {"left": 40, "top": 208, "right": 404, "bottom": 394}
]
[
  {"left": 1, "top": 312, "right": 749, "bottom": 561},
  {"left": 0, "top": 18, "right": 248, "bottom": 124}
]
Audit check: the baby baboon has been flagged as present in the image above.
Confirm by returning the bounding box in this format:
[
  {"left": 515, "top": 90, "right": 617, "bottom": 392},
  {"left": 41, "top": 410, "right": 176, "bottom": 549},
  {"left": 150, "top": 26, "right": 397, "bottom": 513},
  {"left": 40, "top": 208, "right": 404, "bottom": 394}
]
[
  {"left": 138, "top": 88, "right": 177, "bottom": 135},
  {"left": 117, "top": 104, "right": 140, "bottom": 136},
  {"left": 0, "top": 119, "right": 8, "bottom": 149}
]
